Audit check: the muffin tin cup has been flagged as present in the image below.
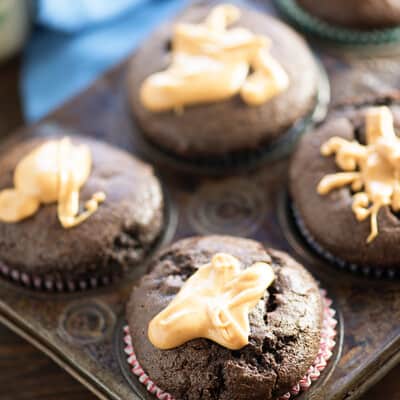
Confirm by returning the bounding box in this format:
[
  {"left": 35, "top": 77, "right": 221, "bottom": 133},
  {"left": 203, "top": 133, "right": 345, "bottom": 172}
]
[
  {"left": 0, "top": 181, "right": 178, "bottom": 293},
  {"left": 134, "top": 62, "right": 330, "bottom": 176},
  {"left": 274, "top": 0, "right": 400, "bottom": 46},
  {"left": 120, "top": 289, "right": 338, "bottom": 400},
  {"left": 280, "top": 193, "right": 400, "bottom": 280}
]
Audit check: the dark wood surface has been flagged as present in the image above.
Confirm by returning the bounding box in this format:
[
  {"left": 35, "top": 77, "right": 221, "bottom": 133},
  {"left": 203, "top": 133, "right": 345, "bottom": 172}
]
[{"left": 0, "top": 55, "right": 399, "bottom": 400}]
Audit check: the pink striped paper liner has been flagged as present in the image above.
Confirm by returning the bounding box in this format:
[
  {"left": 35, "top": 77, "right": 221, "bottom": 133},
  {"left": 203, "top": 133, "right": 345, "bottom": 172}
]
[{"left": 123, "top": 289, "right": 337, "bottom": 400}]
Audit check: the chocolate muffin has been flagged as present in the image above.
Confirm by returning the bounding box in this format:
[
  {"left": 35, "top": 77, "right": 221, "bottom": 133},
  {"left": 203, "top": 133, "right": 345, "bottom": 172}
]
[
  {"left": 126, "top": 236, "right": 327, "bottom": 400},
  {"left": 290, "top": 93, "right": 400, "bottom": 273},
  {"left": 297, "top": 0, "right": 400, "bottom": 30},
  {"left": 129, "top": 3, "right": 319, "bottom": 161},
  {"left": 0, "top": 136, "right": 164, "bottom": 291}
]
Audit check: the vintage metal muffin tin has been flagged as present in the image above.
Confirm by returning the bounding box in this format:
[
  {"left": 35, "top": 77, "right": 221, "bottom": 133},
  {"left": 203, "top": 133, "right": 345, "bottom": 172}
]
[{"left": 0, "top": 1, "right": 400, "bottom": 399}]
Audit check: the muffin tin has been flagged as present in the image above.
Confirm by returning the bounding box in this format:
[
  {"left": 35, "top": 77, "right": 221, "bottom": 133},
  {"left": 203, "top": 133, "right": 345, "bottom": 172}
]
[{"left": 0, "top": 1, "right": 400, "bottom": 399}]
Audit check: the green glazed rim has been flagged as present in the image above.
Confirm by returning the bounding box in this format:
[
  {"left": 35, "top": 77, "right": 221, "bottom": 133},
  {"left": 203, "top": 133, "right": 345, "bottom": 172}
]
[{"left": 274, "top": 0, "right": 400, "bottom": 46}]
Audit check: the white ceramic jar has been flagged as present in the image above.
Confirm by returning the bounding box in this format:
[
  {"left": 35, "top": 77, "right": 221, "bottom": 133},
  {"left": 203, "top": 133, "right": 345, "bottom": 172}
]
[{"left": 0, "top": 0, "right": 30, "bottom": 62}]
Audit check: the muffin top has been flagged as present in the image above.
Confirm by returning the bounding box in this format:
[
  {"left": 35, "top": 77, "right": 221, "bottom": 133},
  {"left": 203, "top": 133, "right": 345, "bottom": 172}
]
[
  {"left": 129, "top": 2, "right": 318, "bottom": 159},
  {"left": 297, "top": 0, "right": 400, "bottom": 30},
  {"left": 290, "top": 93, "right": 400, "bottom": 268},
  {"left": 127, "top": 236, "right": 323, "bottom": 400},
  {"left": 0, "top": 136, "right": 164, "bottom": 275}
]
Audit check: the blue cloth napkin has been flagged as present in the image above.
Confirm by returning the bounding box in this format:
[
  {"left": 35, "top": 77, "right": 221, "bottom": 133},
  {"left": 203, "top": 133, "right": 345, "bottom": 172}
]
[{"left": 22, "top": 0, "right": 187, "bottom": 122}]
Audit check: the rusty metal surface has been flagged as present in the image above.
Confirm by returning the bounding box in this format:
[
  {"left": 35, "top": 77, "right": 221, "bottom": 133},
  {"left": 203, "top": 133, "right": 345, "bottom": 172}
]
[{"left": 0, "top": 1, "right": 400, "bottom": 399}]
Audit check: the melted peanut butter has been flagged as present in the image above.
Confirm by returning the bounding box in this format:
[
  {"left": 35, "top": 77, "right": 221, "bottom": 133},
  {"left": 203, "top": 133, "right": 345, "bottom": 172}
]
[
  {"left": 0, "top": 137, "right": 105, "bottom": 228},
  {"left": 318, "top": 106, "right": 400, "bottom": 243},
  {"left": 140, "top": 4, "right": 289, "bottom": 112},
  {"left": 148, "top": 253, "right": 275, "bottom": 350}
]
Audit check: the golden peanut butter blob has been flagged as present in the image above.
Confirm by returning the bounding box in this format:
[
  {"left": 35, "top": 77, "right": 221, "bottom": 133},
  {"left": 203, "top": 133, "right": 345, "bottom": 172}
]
[
  {"left": 317, "top": 106, "right": 400, "bottom": 243},
  {"left": 148, "top": 252, "right": 275, "bottom": 350},
  {"left": 140, "top": 4, "right": 289, "bottom": 112},
  {"left": 0, "top": 137, "right": 106, "bottom": 228}
]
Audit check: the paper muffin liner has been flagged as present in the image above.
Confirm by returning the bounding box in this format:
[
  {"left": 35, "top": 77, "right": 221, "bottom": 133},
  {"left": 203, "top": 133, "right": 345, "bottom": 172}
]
[
  {"left": 0, "top": 259, "right": 123, "bottom": 292},
  {"left": 123, "top": 289, "right": 337, "bottom": 400},
  {"left": 141, "top": 122, "right": 306, "bottom": 176},
  {"left": 274, "top": 0, "right": 400, "bottom": 46},
  {"left": 291, "top": 204, "right": 400, "bottom": 279}
]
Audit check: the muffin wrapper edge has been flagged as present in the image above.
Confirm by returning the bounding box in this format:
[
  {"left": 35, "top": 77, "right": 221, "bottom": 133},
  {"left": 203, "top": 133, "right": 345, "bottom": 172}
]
[
  {"left": 0, "top": 259, "right": 122, "bottom": 292},
  {"left": 292, "top": 204, "right": 400, "bottom": 279},
  {"left": 274, "top": 0, "right": 400, "bottom": 45}
]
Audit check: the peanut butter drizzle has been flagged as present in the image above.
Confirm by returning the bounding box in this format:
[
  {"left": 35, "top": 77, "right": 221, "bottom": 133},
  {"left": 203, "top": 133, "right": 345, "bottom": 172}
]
[
  {"left": 0, "top": 137, "right": 106, "bottom": 228},
  {"left": 317, "top": 106, "right": 400, "bottom": 243},
  {"left": 140, "top": 4, "right": 289, "bottom": 112},
  {"left": 148, "top": 253, "right": 275, "bottom": 350}
]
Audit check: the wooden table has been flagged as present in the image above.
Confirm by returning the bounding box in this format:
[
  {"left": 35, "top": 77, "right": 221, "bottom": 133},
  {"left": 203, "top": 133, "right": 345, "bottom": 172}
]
[{"left": 0, "top": 58, "right": 399, "bottom": 400}]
